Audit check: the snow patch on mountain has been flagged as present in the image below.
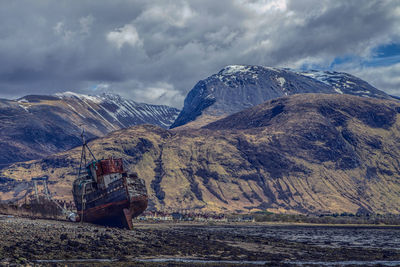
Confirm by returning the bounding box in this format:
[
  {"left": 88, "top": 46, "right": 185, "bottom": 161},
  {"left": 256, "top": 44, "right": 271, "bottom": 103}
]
[
  {"left": 18, "top": 104, "right": 29, "bottom": 112},
  {"left": 221, "top": 65, "right": 248, "bottom": 75},
  {"left": 219, "top": 65, "right": 279, "bottom": 76},
  {"left": 296, "top": 70, "right": 332, "bottom": 85},
  {"left": 334, "top": 88, "right": 343, "bottom": 94},
  {"left": 17, "top": 98, "right": 28, "bottom": 103},
  {"left": 54, "top": 91, "right": 180, "bottom": 129},
  {"left": 276, "top": 77, "right": 286, "bottom": 87},
  {"left": 55, "top": 91, "right": 103, "bottom": 104}
]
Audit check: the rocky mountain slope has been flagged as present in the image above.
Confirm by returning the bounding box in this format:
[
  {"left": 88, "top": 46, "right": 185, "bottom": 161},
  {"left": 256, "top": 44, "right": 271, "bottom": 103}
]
[
  {"left": 0, "top": 92, "right": 179, "bottom": 167},
  {"left": 1, "top": 94, "right": 400, "bottom": 215},
  {"left": 171, "top": 65, "right": 394, "bottom": 128}
]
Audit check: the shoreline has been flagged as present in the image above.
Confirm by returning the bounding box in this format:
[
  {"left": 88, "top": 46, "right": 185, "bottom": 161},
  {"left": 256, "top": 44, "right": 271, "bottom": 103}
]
[
  {"left": 1, "top": 216, "right": 400, "bottom": 266},
  {"left": 2, "top": 213, "right": 400, "bottom": 228},
  {"left": 132, "top": 219, "right": 400, "bottom": 228}
]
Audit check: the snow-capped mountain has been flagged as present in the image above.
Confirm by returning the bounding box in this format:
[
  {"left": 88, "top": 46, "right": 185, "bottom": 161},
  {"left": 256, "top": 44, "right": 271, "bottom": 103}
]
[
  {"left": 0, "top": 92, "right": 179, "bottom": 167},
  {"left": 54, "top": 92, "right": 179, "bottom": 130},
  {"left": 295, "top": 69, "right": 390, "bottom": 99},
  {"left": 170, "top": 65, "right": 394, "bottom": 128}
]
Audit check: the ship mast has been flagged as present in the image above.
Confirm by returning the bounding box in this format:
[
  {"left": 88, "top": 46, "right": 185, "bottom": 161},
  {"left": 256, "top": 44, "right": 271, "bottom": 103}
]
[
  {"left": 77, "top": 128, "right": 97, "bottom": 179},
  {"left": 76, "top": 128, "right": 98, "bottom": 224}
]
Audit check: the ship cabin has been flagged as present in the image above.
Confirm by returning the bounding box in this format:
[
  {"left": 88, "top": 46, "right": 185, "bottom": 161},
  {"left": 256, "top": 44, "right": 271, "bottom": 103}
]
[
  {"left": 87, "top": 158, "right": 126, "bottom": 190},
  {"left": 73, "top": 158, "right": 127, "bottom": 205}
]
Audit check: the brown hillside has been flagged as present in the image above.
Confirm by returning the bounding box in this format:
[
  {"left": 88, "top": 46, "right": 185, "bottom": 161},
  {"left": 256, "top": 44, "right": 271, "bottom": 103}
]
[{"left": 1, "top": 94, "right": 400, "bottom": 215}]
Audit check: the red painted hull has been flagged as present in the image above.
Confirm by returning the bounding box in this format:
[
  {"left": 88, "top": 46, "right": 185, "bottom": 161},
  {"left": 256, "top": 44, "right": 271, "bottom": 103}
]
[{"left": 77, "top": 196, "right": 148, "bottom": 229}]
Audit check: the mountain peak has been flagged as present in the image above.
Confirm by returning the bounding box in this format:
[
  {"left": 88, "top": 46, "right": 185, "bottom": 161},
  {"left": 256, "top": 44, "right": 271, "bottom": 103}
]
[
  {"left": 218, "top": 65, "right": 279, "bottom": 76},
  {"left": 54, "top": 91, "right": 141, "bottom": 105},
  {"left": 218, "top": 65, "right": 250, "bottom": 75},
  {"left": 170, "top": 65, "right": 394, "bottom": 129},
  {"left": 54, "top": 91, "right": 103, "bottom": 104}
]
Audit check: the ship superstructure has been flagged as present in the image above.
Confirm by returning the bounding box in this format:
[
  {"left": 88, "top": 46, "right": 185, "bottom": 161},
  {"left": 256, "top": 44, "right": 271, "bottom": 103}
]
[{"left": 72, "top": 131, "right": 147, "bottom": 229}]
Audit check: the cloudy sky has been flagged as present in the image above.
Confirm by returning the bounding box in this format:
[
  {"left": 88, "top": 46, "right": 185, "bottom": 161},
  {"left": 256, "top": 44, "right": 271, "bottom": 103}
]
[{"left": 0, "top": 0, "right": 399, "bottom": 107}]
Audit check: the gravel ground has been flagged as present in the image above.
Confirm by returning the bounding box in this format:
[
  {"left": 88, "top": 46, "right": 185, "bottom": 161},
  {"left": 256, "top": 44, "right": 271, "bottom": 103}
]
[{"left": 0, "top": 215, "right": 400, "bottom": 266}]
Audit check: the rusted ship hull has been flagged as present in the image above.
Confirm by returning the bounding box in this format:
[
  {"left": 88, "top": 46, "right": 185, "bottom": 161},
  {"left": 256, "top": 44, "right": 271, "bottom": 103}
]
[
  {"left": 77, "top": 196, "right": 148, "bottom": 229},
  {"left": 73, "top": 159, "right": 148, "bottom": 229}
]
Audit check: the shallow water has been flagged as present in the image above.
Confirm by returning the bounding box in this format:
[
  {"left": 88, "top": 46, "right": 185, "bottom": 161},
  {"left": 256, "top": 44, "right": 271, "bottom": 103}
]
[
  {"left": 34, "top": 259, "right": 117, "bottom": 263},
  {"left": 197, "top": 224, "right": 400, "bottom": 250},
  {"left": 35, "top": 258, "right": 400, "bottom": 266},
  {"left": 16, "top": 222, "right": 400, "bottom": 266}
]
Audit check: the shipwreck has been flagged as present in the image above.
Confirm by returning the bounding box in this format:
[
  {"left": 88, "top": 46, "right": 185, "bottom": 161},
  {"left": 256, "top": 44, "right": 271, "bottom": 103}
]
[{"left": 72, "top": 131, "right": 148, "bottom": 229}]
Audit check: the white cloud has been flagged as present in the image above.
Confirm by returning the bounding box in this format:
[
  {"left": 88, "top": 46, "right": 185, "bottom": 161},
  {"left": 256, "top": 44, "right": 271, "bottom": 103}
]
[
  {"left": 79, "top": 15, "right": 94, "bottom": 35},
  {"left": 349, "top": 63, "right": 400, "bottom": 96},
  {"left": 1, "top": 0, "right": 400, "bottom": 107},
  {"left": 236, "top": 0, "right": 287, "bottom": 14},
  {"left": 106, "top": 24, "right": 142, "bottom": 49},
  {"left": 53, "top": 22, "right": 63, "bottom": 35},
  {"left": 53, "top": 21, "right": 74, "bottom": 40},
  {"left": 137, "top": 1, "right": 195, "bottom": 28},
  {"left": 53, "top": 16, "right": 94, "bottom": 41},
  {"left": 129, "top": 82, "right": 186, "bottom": 108},
  {"left": 91, "top": 82, "right": 110, "bottom": 93}
]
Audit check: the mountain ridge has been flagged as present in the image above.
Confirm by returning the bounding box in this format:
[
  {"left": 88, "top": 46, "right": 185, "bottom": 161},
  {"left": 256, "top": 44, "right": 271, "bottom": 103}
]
[
  {"left": 171, "top": 65, "right": 394, "bottom": 128},
  {"left": 0, "top": 92, "right": 180, "bottom": 167},
  {"left": 2, "top": 94, "right": 400, "bottom": 215}
]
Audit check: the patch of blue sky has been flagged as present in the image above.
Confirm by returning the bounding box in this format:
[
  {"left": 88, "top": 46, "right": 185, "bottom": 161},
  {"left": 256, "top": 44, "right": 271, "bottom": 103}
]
[
  {"left": 329, "top": 55, "right": 356, "bottom": 68},
  {"left": 360, "top": 43, "right": 400, "bottom": 67},
  {"left": 373, "top": 43, "right": 400, "bottom": 58},
  {"left": 362, "top": 55, "right": 400, "bottom": 67},
  {"left": 301, "top": 43, "right": 400, "bottom": 71}
]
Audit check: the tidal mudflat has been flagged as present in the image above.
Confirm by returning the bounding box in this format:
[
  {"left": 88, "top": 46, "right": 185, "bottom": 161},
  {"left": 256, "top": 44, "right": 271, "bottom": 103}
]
[{"left": 0, "top": 215, "right": 399, "bottom": 266}]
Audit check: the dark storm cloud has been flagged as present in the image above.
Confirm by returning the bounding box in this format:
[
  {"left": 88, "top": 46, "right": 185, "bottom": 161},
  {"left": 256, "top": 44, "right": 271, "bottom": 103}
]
[
  {"left": 267, "top": 1, "right": 399, "bottom": 63},
  {"left": 0, "top": 0, "right": 399, "bottom": 106}
]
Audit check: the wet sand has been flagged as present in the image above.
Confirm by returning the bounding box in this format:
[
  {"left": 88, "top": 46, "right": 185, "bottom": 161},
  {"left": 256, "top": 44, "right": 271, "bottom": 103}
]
[{"left": 0, "top": 215, "right": 400, "bottom": 266}]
